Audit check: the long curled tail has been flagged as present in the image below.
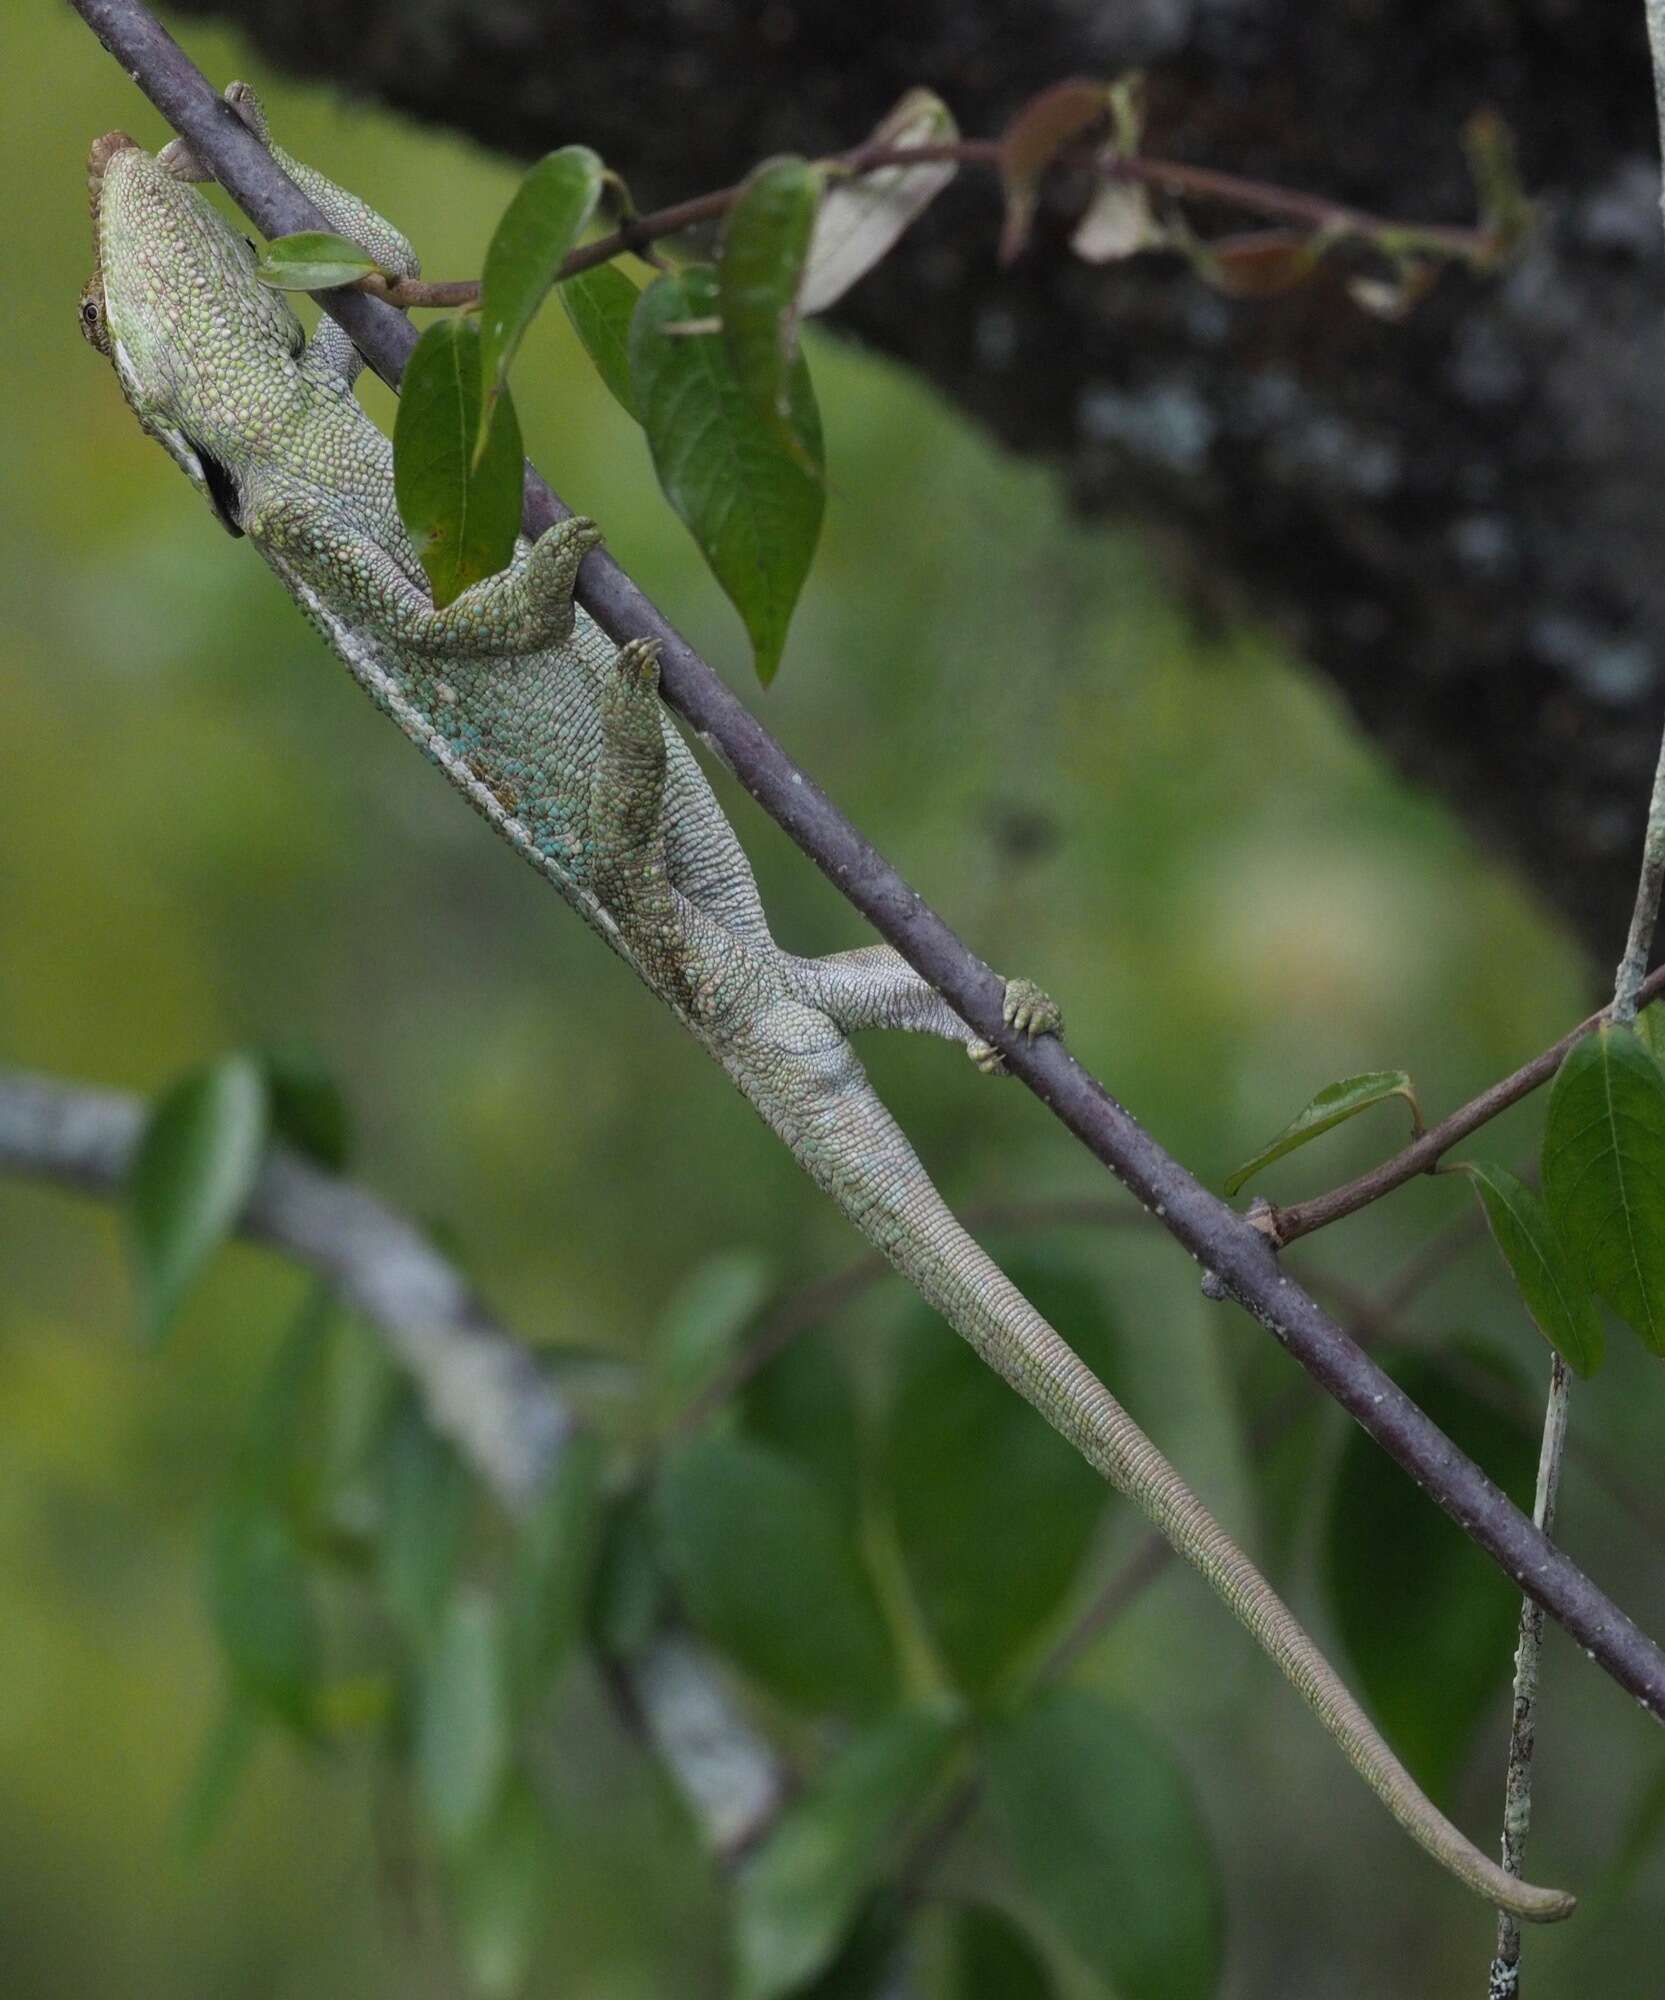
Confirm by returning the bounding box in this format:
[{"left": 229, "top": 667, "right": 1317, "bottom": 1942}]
[{"left": 735, "top": 1021, "right": 1574, "bottom": 1923}]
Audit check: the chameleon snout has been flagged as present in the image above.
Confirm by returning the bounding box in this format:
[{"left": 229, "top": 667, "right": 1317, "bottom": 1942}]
[{"left": 87, "top": 130, "right": 140, "bottom": 203}]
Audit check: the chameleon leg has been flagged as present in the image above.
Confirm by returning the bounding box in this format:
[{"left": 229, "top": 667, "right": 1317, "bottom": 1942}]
[{"left": 800, "top": 946, "right": 1062, "bottom": 1075}]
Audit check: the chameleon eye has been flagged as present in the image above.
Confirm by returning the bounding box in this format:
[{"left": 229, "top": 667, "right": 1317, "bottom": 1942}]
[{"left": 77, "top": 290, "right": 111, "bottom": 356}]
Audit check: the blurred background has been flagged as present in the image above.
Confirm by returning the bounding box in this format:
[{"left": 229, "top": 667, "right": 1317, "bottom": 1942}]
[{"left": 3, "top": 6, "right": 1663, "bottom": 1997}]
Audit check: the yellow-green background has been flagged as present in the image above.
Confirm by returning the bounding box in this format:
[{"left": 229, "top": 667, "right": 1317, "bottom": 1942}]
[{"left": 2, "top": 5, "right": 1661, "bottom": 1994}]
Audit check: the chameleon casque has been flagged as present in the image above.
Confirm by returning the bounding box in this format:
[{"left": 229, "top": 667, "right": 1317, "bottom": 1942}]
[{"left": 80, "top": 87, "right": 1570, "bottom": 1922}]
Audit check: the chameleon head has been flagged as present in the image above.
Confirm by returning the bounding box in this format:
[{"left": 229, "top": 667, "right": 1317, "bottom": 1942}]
[{"left": 80, "top": 131, "right": 307, "bottom": 537}]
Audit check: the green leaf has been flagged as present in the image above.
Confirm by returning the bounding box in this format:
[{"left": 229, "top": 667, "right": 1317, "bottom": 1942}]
[
  {"left": 800, "top": 90, "right": 958, "bottom": 316},
  {"left": 656, "top": 1435, "right": 896, "bottom": 1716},
  {"left": 504, "top": 1432, "right": 604, "bottom": 1714},
  {"left": 719, "top": 154, "right": 823, "bottom": 450},
  {"left": 394, "top": 317, "right": 525, "bottom": 610},
  {"left": 741, "top": 1328, "right": 864, "bottom": 1531},
  {"left": 448, "top": 1775, "right": 560, "bottom": 1998},
  {"left": 378, "top": 1396, "right": 473, "bottom": 1644},
  {"left": 239, "top": 1282, "right": 337, "bottom": 1522},
  {"left": 476, "top": 146, "right": 605, "bottom": 455},
  {"left": 1323, "top": 1350, "right": 1536, "bottom": 1803},
  {"left": 887, "top": 1258, "right": 1121, "bottom": 1699},
  {"left": 1224, "top": 1069, "right": 1421, "bottom": 1197},
  {"left": 734, "top": 1707, "right": 960, "bottom": 2000},
  {"left": 560, "top": 261, "right": 642, "bottom": 420},
  {"left": 258, "top": 1045, "right": 351, "bottom": 1171},
  {"left": 1452, "top": 1160, "right": 1604, "bottom": 1377},
  {"left": 587, "top": 1487, "right": 667, "bottom": 1660},
  {"left": 175, "top": 1695, "right": 261, "bottom": 1855},
  {"left": 986, "top": 1691, "right": 1222, "bottom": 2000},
  {"left": 651, "top": 1248, "right": 774, "bottom": 1425},
  {"left": 630, "top": 264, "right": 824, "bottom": 684},
  {"left": 417, "top": 1590, "right": 512, "bottom": 1849},
  {"left": 255, "top": 230, "right": 380, "bottom": 291},
  {"left": 208, "top": 1498, "right": 319, "bottom": 1732},
  {"left": 946, "top": 1905, "right": 1058, "bottom": 2000},
  {"left": 1636, "top": 1000, "right": 1665, "bottom": 1069},
  {"left": 1542, "top": 1023, "right": 1665, "bottom": 1352},
  {"left": 128, "top": 1055, "right": 269, "bottom": 1345}
]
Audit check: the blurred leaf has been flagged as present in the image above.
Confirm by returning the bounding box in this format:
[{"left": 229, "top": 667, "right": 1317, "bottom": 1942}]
[
  {"left": 208, "top": 1498, "right": 319, "bottom": 1732},
  {"left": 1347, "top": 259, "right": 1438, "bottom": 321},
  {"left": 1463, "top": 109, "right": 1533, "bottom": 260},
  {"left": 630, "top": 264, "right": 824, "bottom": 684},
  {"left": 801, "top": 90, "right": 957, "bottom": 315},
  {"left": 449, "top": 1775, "right": 560, "bottom": 1998},
  {"left": 587, "top": 1486, "right": 668, "bottom": 1660},
  {"left": 998, "top": 79, "right": 1108, "bottom": 263},
  {"left": 394, "top": 317, "right": 524, "bottom": 610},
  {"left": 1542, "top": 1024, "right": 1665, "bottom": 1352},
  {"left": 258, "top": 1045, "right": 351, "bottom": 1171},
  {"left": 1189, "top": 228, "right": 1323, "bottom": 297},
  {"left": 1452, "top": 1160, "right": 1604, "bottom": 1377},
  {"left": 887, "top": 1258, "right": 1120, "bottom": 1699},
  {"left": 255, "top": 230, "right": 380, "bottom": 290},
  {"left": 175, "top": 1695, "right": 260, "bottom": 1855},
  {"left": 378, "top": 1397, "right": 473, "bottom": 1644},
  {"left": 240, "top": 1282, "right": 337, "bottom": 1521},
  {"left": 791, "top": 1897, "right": 907, "bottom": 1998},
  {"left": 504, "top": 1432, "right": 604, "bottom": 1713},
  {"left": 417, "top": 1590, "right": 512, "bottom": 1849},
  {"left": 477, "top": 146, "right": 605, "bottom": 454},
  {"left": 321, "top": 1310, "right": 400, "bottom": 1493},
  {"left": 128, "top": 1054, "right": 268, "bottom": 1345},
  {"left": 947, "top": 1904, "right": 1057, "bottom": 2000},
  {"left": 1637, "top": 1000, "right": 1665, "bottom": 1068},
  {"left": 987, "top": 1690, "right": 1222, "bottom": 2000},
  {"left": 560, "top": 260, "right": 642, "bottom": 419},
  {"left": 1224, "top": 1069, "right": 1420, "bottom": 1197},
  {"left": 720, "top": 155, "right": 823, "bottom": 453},
  {"left": 657, "top": 1435, "right": 896, "bottom": 1715},
  {"left": 1071, "top": 176, "right": 1161, "bottom": 263},
  {"left": 1323, "top": 1350, "right": 1536, "bottom": 1802},
  {"left": 742, "top": 1327, "right": 864, "bottom": 1531},
  {"left": 734, "top": 1706, "right": 960, "bottom": 2000},
  {"left": 652, "top": 1249, "right": 774, "bottom": 1424}
]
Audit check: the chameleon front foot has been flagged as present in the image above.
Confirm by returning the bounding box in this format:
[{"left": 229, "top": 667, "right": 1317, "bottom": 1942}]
[{"left": 965, "top": 977, "right": 1063, "bottom": 1074}]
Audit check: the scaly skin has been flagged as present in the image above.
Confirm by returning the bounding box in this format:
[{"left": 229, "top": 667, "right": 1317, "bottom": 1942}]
[{"left": 79, "top": 96, "right": 1572, "bottom": 1924}]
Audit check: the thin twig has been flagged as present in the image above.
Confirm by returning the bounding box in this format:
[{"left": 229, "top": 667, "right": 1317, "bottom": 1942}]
[
  {"left": 65, "top": 0, "right": 1665, "bottom": 1723},
  {"left": 1271, "top": 968, "right": 1665, "bottom": 1245}
]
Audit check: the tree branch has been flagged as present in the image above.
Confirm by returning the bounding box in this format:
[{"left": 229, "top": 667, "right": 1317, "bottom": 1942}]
[{"left": 64, "top": 0, "right": 1665, "bottom": 1723}]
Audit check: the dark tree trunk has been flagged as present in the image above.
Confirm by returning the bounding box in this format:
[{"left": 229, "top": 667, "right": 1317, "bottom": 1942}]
[{"left": 171, "top": 0, "right": 1665, "bottom": 964}]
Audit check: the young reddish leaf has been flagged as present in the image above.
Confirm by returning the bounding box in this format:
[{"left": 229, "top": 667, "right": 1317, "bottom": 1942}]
[
  {"left": 1542, "top": 1024, "right": 1665, "bottom": 1353},
  {"left": 560, "top": 260, "right": 642, "bottom": 420},
  {"left": 128, "top": 1055, "right": 269, "bottom": 1345},
  {"left": 1194, "top": 228, "right": 1322, "bottom": 297},
  {"left": 719, "top": 154, "right": 824, "bottom": 450},
  {"left": 476, "top": 145, "right": 604, "bottom": 457},
  {"left": 998, "top": 79, "right": 1109, "bottom": 263},
  {"left": 630, "top": 265, "right": 824, "bottom": 684},
  {"left": 255, "top": 230, "right": 381, "bottom": 291},
  {"left": 395, "top": 317, "right": 524, "bottom": 610},
  {"left": 1224, "top": 1069, "right": 1421, "bottom": 1197},
  {"left": 1451, "top": 1160, "right": 1604, "bottom": 1379},
  {"left": 801, "top": 89, "right": 958, "bottom": 315}
]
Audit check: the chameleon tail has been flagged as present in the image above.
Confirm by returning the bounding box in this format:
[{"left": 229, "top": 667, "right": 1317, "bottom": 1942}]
[{"left": 748, "top": 1037, "right": 1574, "bottom": 1924}]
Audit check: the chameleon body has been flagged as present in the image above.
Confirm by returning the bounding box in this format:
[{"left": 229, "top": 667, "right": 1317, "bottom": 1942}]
[{"left": 80, "top": 95, "right": 1570, "bottom": 1922}]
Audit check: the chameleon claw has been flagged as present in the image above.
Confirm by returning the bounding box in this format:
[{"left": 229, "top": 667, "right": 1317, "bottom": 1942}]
[
  {"left": 614, "top": 636, "right": 663, "bottom": 693},
  {"left": 966, "top": 1038, "right": 1008, "bottom": 1076},
  {"left": 1002, "top": 977, "right": 1062, "bottom": 1039}
]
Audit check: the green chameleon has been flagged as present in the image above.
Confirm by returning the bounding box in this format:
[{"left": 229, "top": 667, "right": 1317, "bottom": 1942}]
[{"left": 79, "top": 85, "right": 1569, "bottom": 1924}]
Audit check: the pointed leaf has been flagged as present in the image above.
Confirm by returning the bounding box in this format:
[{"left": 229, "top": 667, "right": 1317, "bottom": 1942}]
[
  {"left": 886, "top": 1258, "right": 1121, "bottom": 1699},
  {"left": 734, "top": 1706, "right": 960, "bottom": 2000},
  {"left": 504, "top": 1432, "right": 604, "bottom": 1713},
  {"left": 417, "top": 1590, "right": 512, "bottom": 1848},
  {"left": 987, "top": 1690, "right": 1222, "bottom": 2000},
  {"left": 630, "top": 265, "right": 824, "bottom": 684},
  {"left": 394, "top": 316, "right": 525, "bottom": 610},
  {"left": 128, "top": 1055, "right": 268, "bottom": 1344},
  {"left": 998, "top": 80, "right": 1109, "bottom": 263},
  {"left": 656, "top": 1435, "right": 896, "bottom": 1715},
  {"left": 378, "top": 1395, "right": 474, "bottom": 1643},
  {"left": 1542, "top": 1023, "right": 1665, "bottom": 1352},
  {"left": 560, "top": 260, "right": 642, "bottom": 420},
  {"left": 175, "top": 1695, "right": 261, "bottom": 1854},
  {"left": 1224, "top": 1069, "right": 1421, "bottom": 1196},
  {"left": 719, "top": 155, "right": 824, "bottom": 451},
  {"left": 651, "top": 1248, "right": 774, "bottom": 1424},
  {"left": 801, "top": 90, "right": 958, "bottom": 315},
  {"left": 947, "top": 1905, "right": 1058, "bottom": 2000},
  {"left": 448, "top": 1776, "right": 560, "bottom": 1998},
  {"left": 258, "top": 1045, "right": 351, "bottom": 1171},
  {"left": 1452, "top": 1160, "right": 1604, "bottom": 1377},
  {"left": 255, "top": 230, "right": 380, "bottom": 291},
  {"left": 1323, "top": 1350, "right": 1536, "bottom": 1802},
  {"left": 477, "top": 145, "right": 605, "bottom": 452},
  {"left": 208, "top": 1498, "right": 319, "bottom": 1732}
]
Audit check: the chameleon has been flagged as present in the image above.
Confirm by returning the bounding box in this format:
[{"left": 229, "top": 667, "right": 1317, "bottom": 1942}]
[{"left": 79, "top": 88, "right": 1570, "bottom": 1923}]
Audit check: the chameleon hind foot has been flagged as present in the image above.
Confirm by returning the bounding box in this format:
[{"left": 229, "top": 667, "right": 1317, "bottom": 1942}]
[{"left": 965, "top": 977, "right": 1063, "bottom": 1075}]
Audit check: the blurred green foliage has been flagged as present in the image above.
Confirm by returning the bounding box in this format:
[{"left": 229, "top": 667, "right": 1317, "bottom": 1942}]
[{"left": 5, "top": 6, "right": 1665, "bottom": 1996}]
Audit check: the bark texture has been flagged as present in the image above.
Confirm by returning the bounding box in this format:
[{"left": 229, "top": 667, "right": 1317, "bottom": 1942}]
[{"left": 170, "top": 0, "right": 1665, "bottom": 960}]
